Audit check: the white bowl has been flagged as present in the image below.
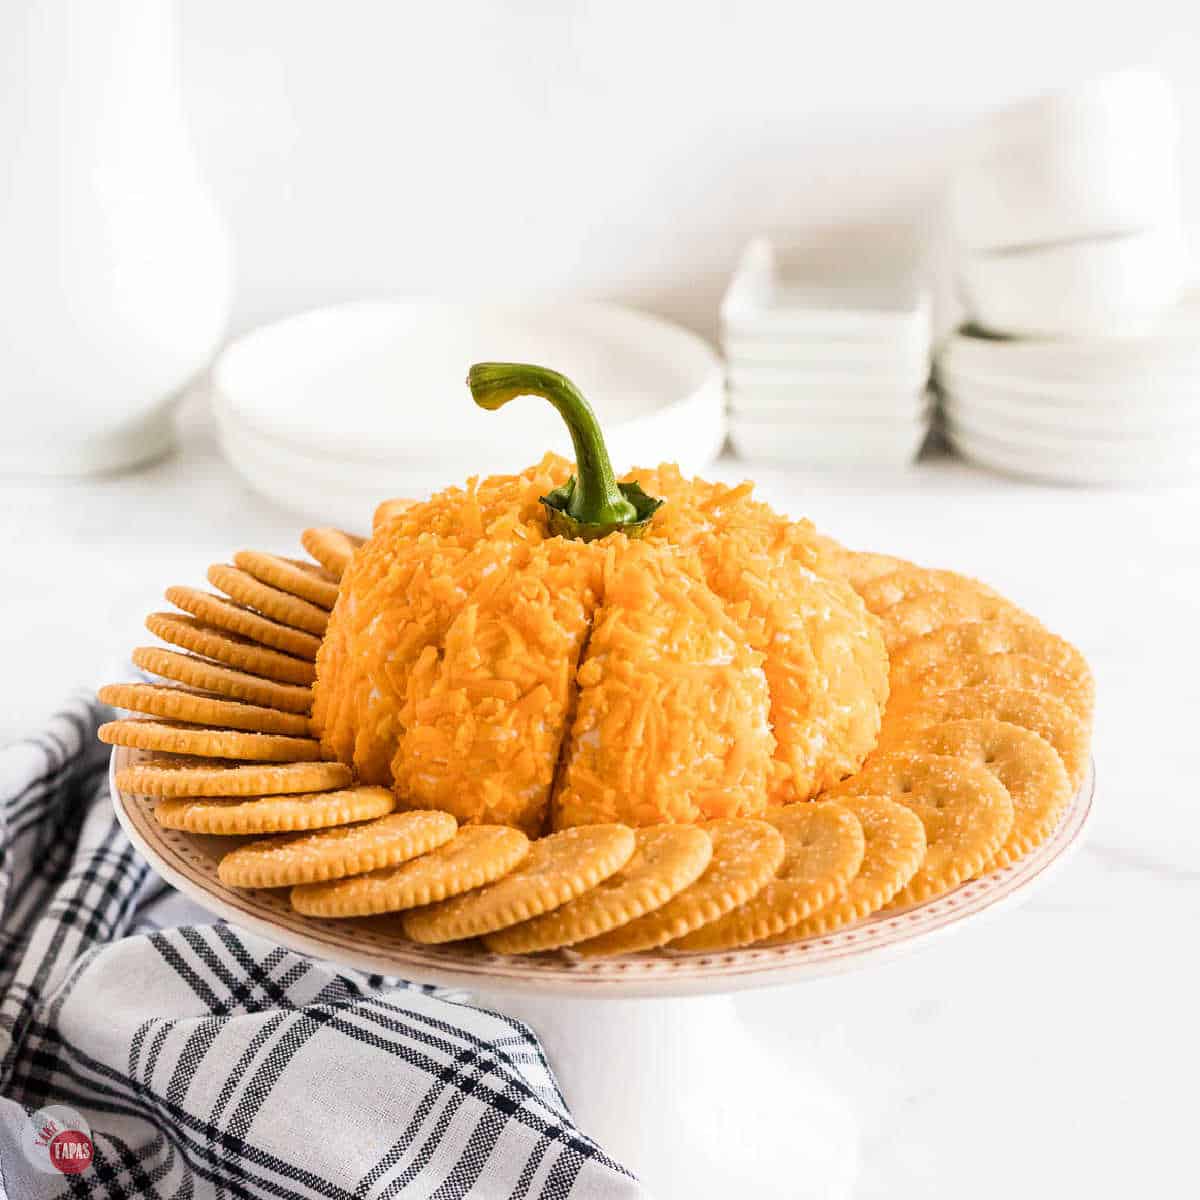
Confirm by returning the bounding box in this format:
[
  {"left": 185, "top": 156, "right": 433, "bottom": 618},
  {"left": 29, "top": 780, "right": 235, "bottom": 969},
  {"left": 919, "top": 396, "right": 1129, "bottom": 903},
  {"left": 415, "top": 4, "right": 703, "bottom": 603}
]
[
  {"left": 939, "top": 369, "right": 1200, "bottom": 436},
  {"left": 946, "top": 422, "right": 1200, "bottom": 486},
  {"left": 720, "top": 237, "right": 932, "bottom": 347},
  {"left": 959, "top": 226, "right": 1185, "bottom": 340},
  {"left": 951, "top": 68, "right": 1180, "bottom": 252}
]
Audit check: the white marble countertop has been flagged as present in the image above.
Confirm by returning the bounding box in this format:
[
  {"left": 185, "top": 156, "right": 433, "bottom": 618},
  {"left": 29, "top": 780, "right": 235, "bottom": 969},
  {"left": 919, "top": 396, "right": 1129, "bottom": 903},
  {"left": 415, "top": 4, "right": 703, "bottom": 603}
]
[{"left": 2, "top": 398, "right": 1196, "bottom": 1198}]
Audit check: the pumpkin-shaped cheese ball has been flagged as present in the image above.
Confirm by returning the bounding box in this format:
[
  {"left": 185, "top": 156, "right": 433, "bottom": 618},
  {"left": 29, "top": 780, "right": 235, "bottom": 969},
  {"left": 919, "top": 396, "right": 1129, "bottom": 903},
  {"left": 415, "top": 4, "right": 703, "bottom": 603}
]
[{"left": 312, "top": 364, "right": 887, "bottom": 834}]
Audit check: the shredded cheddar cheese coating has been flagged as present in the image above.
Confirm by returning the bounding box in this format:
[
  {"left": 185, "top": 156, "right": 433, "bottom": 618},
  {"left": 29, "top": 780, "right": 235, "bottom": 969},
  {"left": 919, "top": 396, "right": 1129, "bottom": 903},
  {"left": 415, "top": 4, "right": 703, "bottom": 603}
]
[{"left": 312, "top": 456, "right": 888, "bottom": 832}]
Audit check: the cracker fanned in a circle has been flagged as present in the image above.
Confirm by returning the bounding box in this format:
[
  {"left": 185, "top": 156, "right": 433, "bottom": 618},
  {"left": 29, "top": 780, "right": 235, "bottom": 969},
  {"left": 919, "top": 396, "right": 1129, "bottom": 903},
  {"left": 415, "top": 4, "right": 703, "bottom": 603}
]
[
  {"left": 155, "top": 786, "right": 395, "bottom": 835},
  {"left": 857, "top": 566, "right": 1001, "bottom": 615},
  {"left": 879, "top": 590, "right": 1033, "bottom": 653},
  {"left": 886, "top": 650, "right": 1094, "bottom": 728},
  {"left": 292, "top": 825, "right": 530, "bottom": 917},
  {"left": 904, "top": 718, "right": 1072, "bottom": 872},
  {"left": 484, "top": 825, "right": 713, "bottom": 954},
  {"left": 830, "top": 750, "right": 1013, "bottom": 908},
  {"left": 98, "top": 682, "right": 311, "bottom": 737},
  {"left": 208, "top": 564, "right": 330, "bottom": 636},
  {"left": 300, "top": 527, "right": 365, "bottom": 579},
  {"left": 573, "top": 818, "right": 784, "bottom": 957},
  {"left": 233, "top": 550, "right": 340, "bottom": 610},
  {"left": 146, "top": 611, "right": 316, "bottom": 685},
  {"left": 403, "top": 825, "right": 636, "bottom": 944},
  {"left": 889, "top": 618, "right": 1093, "bottom": 713},
  {"left": 165, "top": 587, "right": 322, "bottom": 660},
  {"left": 880, "top": 685, "right": 1087, "bottom": 789},
  {"left": 117, "top": 758, "right": 350, "bottom": 798},
  {"left": 99, "top": 719, "right": 319, "bottom": 763},
  {"left": 670, "top": 802, "right": 865, "bottom": 951},
  {"left": 218, "top": 810, "right": 457, "bottom": 889},
  {"left": 762, "top": 795, "right": 926, "bottom": 942},
  {"left": 132, "top": 646, "right": 313, "bottom": 713}
]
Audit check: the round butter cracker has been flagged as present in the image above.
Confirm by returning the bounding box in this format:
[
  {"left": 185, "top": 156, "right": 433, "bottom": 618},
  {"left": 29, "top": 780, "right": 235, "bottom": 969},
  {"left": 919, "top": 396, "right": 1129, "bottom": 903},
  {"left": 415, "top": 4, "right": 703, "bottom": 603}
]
[
  {"left": 132, "top": 646, "right": 312, "bottom": 714},
  {"left": 762, "top": 795, "right": 926, "bottom": 942},
  {"left": 292, "top": 825, "right": 530, "bottom": 917},
  {"left": 484, "top": 825, "right": 713, "bottom": 954},
  {"left": 831, "top": 750, "right": 1014, "bottom": 908},
  {"left": 403, "top": 824, "right": 636, "bottom": 944},
  {"left": 573, "top": 818, "right": 785, "bottom": 957},
  {"left": 155, "top": 786, "right": 394, "bottom": 836},
  {"left": 233, "top": 550, "right": 339, "bottom": 610},
  {"left": 165, "top": 587, "right": 321, "bottom": 661},
  {"left": 880, "top": 685, "right": 1088, "bottom": 790},
  {"left": 888, "top": 619, "right": 1092, "bottom": 714},
  {"left": 98, "top": 682, "right": 311, "bottom": 737},
  {"left": 207, "top": 564, "right": 329, "bottom": 636},
  {"left": 300, "top": 528, "right": 365, "bottom": 580},
  {"left": 117, "top": 757, "right": 349, "bottom": 798},
  {"left": 905, "top": 718, "right": 1072, "bottom": 872},
  {"left": 99, "top": 719, "right": 319, "bottom": 762},
  {"left": 671, "top": 802, "right": 865, "bottom": 951},
  {"left": 218, "top": 810, "right": 457, "bottom": 888},
  {"left": 146, "top": 612, "right": 315, "bottom": 685}
]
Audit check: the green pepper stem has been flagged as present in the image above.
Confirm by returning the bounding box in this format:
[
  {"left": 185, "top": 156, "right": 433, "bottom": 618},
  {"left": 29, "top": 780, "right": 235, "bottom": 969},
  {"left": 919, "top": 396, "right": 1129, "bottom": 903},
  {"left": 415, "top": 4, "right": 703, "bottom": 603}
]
[{"left": 467, "top": 362, "right": 638, "bottom": 526}]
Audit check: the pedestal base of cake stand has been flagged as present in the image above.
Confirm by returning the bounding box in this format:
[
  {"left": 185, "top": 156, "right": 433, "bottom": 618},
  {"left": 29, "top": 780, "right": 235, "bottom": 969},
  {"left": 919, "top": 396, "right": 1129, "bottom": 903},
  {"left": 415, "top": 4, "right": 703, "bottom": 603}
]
[{"left": 470, "top": 986, "right": 857, "bottom": 1200}]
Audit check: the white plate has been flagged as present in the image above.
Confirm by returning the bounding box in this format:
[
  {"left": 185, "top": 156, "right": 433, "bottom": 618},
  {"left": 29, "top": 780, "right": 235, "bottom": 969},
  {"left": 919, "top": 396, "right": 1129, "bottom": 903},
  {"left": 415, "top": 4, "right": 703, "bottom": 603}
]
[
  {"left": 213, "top": 299, "right": 725, "bottom": 466},
  {"left": 939, "top": 373, "right": 1200, "bottom": 437},
  {"left": 943, "top": 401, "right": 1200, "bottom": 457},
  {"left": 951, "top": 68, "right": 1180, "bottom": 252},
  {"left": 946, "top": 423, "right": 1200, "bottom": 485},
  {"left": 110, "top": 745, "right": 1095, "bottom": 999},
  {"left": 959, "top": 225, "right": 1185, "bottom": 340}
]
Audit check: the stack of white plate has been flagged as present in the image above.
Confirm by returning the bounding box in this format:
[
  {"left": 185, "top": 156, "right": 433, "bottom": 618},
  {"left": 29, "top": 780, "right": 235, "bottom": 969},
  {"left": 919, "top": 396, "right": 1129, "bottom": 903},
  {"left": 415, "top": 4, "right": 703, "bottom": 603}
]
[
  {"left": 722, "top": 239, "right": 932, "bottom": 468},
  {"left": 938, "top": 304, "right": 1200, "bottom": 485},
  {"left": 212, "top": 300, "right": 726, "bottom": 528},
  {"left": 951, "top": 69, "right": 1185, "bottom": 340}
]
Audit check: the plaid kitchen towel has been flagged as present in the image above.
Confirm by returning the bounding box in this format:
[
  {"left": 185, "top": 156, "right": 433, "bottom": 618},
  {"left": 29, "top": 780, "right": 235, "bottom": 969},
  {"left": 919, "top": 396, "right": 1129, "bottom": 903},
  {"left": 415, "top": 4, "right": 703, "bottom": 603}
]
[{"left": 0, "top": 696, "right": 645, "bottom": 1199}]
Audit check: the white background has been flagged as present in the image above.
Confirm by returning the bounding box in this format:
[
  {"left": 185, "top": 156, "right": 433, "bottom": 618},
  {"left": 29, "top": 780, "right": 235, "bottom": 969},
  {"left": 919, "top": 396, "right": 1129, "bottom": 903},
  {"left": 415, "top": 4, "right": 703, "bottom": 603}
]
[
  {"left": 3, "top": 6, "right": 1199, "bottom": 1198},
  {"left": 179, "top": 1, "right": 1200, "bottom": 339}
]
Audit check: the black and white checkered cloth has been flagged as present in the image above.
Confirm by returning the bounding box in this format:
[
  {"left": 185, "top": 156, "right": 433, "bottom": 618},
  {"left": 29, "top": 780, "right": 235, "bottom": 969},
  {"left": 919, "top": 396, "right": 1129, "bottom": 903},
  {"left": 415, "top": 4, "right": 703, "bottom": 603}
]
[{"left": 0, "top": 697, "right": 644, "bottom": 1199}]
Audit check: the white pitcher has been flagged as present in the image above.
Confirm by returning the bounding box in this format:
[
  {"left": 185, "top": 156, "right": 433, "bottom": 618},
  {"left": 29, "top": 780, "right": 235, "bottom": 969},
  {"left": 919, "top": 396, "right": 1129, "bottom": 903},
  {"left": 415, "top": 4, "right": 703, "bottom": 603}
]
[{"left": 0, "top": 0, "right": 232, "bottom": 475}]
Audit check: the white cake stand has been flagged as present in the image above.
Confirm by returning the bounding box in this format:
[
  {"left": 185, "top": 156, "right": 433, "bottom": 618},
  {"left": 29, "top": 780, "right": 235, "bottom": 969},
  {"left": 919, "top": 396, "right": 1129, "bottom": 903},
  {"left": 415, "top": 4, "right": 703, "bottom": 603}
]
[{"left": 111, "top": 748, "right": 1094, "bottom": 1200}]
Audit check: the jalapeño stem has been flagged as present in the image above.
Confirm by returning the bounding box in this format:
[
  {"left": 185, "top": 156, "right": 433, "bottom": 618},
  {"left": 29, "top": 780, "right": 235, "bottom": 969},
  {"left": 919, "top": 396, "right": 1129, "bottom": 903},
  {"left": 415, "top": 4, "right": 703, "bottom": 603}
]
[{"left": 467, "top": 362, "right": 663, "bottom": 540}]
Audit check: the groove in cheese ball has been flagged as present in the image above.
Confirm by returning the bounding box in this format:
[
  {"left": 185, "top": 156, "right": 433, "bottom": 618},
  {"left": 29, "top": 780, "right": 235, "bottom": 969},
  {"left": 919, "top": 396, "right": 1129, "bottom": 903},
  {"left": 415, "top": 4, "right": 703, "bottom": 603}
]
[{"left": 551, "top": 542, "right": 774, "bottom": 829}]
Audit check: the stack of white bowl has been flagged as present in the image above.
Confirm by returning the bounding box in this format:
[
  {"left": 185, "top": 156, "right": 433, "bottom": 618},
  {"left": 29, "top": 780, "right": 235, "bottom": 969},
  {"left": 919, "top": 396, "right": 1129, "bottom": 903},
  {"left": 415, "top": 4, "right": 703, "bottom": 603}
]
[
  {"left": 943, "top": 68, "right": 1197, "bottom": 483},
  {"left": 211, "top": 300, "right": 727, "bottom": 528},
  {"left": 722, "top": 239, "right": 933, "bottom": 469}
]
